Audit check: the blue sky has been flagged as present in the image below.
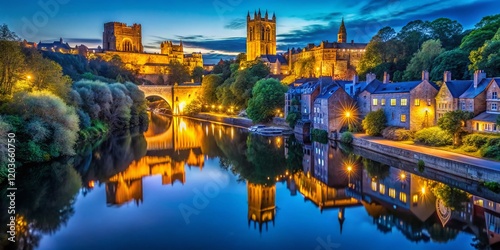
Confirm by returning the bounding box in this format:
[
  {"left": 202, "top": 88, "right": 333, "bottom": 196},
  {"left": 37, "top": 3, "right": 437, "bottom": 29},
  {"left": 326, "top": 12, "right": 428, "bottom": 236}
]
[{"left": 1, "top": 0, "right": 499, "bottom": 63}]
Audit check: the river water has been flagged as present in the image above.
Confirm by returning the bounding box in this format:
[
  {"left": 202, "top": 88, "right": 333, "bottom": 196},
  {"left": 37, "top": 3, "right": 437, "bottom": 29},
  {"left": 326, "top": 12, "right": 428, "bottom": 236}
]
[{"left": 2, "top": 113, "right": 499, "bottom": 250}]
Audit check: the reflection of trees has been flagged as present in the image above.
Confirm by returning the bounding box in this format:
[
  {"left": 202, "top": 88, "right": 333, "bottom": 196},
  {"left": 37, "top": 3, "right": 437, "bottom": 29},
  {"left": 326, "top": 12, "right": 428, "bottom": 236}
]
[
  {"left": 430, "top": 182, "right": 471, "bottom": 211},
  {"left": 285, "top": 135, "right": 303, "bottom": 173},
  {"left": 76, "top": 130, "right": 147, "bottom": 182},
  {"left": 426, "top": 223, "right": 459, "bottom": 243},
  {"left": 0, "top": 160, "right": 81, "bottom": 250},
  {"left": 363, "top": 158, "right": 390, "bottom": 181}
]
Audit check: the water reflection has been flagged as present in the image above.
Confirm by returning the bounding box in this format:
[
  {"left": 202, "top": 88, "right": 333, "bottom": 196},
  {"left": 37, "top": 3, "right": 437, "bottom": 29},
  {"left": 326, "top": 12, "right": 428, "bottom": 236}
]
[{"left": 2, "top": 113, "right": 500, "bottom": 250}]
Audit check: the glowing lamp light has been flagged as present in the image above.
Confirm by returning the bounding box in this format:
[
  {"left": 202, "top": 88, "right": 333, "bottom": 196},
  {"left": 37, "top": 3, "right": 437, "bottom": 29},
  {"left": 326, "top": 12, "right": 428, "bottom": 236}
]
[
  {"left": 345, "top": 111, "right": 351, "bottom": 118},
  {"left": 421, "top": 187, "right": 426, "bottom": 194},
  {"left": 400, "top": 173, "right": 406, "bottom": 180},
  {"left": 27, "top": 75, "right": 32, "bottom": 80},
  {"left": 347, "top": 165, "right": 352, "bottom": 172}
]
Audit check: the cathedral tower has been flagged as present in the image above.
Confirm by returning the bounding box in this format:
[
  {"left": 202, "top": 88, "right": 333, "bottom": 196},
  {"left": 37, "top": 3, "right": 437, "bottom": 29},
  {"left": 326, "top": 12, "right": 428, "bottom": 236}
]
[
  {"left": 246, "top": 10, "right": 277, "bottom": 61},
  {"left": 103, "top": 22, "right": 143, "bottom": 52},
  {"left": 337, "top": 18, "right": 347, "bottom": 43},
  {"left": 247, "top": 182, "right": 276, "bottom": 232}
]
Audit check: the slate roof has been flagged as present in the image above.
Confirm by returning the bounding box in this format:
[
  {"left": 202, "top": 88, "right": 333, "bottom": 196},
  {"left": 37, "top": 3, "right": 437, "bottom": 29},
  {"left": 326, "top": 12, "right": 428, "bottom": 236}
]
[
  {"left": 459, "top": 78, "right": 492, "bottom": 99},
  {"left": 360, "top": 79, "right": 382, "bottom": 94},
  {"left": 260, "top": 54, "right": 287, "bottom": 64},
  {"left": 38, "top": 39, "right": 72, "bottom": 50},
  {"left": 443, "top": 80, "right": 472, "bottom": 98},
  {"left": 472, "top": 112, "right": 499, "bottom": 123},
  {"left": 371, "top": 80, "right": 439, "bottom": 94},
  {"left": 316, "top": 83, "right": 341, "bottom": 100}
]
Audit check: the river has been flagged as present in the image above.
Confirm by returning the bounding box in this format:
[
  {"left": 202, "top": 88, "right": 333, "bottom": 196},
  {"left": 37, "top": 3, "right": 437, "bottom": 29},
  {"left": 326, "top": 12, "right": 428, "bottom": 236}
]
[{"left": 1, "top": 113, "right": 499, "bottom": 250}]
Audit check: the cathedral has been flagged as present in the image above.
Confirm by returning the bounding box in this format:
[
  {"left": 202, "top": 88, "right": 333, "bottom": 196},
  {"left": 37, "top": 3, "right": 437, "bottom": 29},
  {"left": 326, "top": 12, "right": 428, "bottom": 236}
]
[
  {"left": 246, "top": 12, "right": 367, "bottom": 80},
  {"left": 99, "top": 22, "right": 203, "bottom": 79}
]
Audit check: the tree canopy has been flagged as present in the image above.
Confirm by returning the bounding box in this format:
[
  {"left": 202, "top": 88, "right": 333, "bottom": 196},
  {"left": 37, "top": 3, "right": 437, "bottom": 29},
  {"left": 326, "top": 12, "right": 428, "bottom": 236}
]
[{"left": 247, "top": 78, "right": 287, "bottom": 123}]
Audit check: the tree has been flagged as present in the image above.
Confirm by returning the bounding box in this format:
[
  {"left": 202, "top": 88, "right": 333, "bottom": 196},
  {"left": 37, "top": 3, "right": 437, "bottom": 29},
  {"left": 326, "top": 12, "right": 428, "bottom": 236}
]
[
  {"left": 430, "top": 49, "right": 469, "bottom": 81},
  {"left": 398, "top": 20, "right": 432, "bottom": 63},
  {"left": 429, "top": 18, "right": 464, "bottom": 50},
  {"left": 286, "top": 98, "right": 301, "bottom": 128},
  {"left": 247, "top": 78, "right": 288, "bottom": 123},
  {"left": 460, "top": 14, "right": 500, "bottom": 52},
  {"left": 403, "top": 39, "right": 444, "bottom": 80},
  {"left": 362, "top": 109, "right": 386, "bottom": 136},
  {"left": 469, "top": 27, "right": 500, "bottom": 76},
  {"left": 201, "top": 74, "right": 223, "bottom": 104},
  {"left": 0, "top": 24, "right": 19, "bottom": 41},
  {"left": 166, "top": 60, "right": 190, "bottom": 85},
  {"left": 191, "top": 66, "right": 204, "bottom": 83},
  {"left": 0, "top": 40, "right": 24, "bottom": 95},
  {"left": 438, "top": 110, "right": 474, "bottom": 146}
]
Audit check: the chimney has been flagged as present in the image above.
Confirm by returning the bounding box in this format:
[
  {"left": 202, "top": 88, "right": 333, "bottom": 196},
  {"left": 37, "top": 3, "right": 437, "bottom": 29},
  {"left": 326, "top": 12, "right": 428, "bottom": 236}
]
[
  {"left": 443, "top": 71, "right": 451, "bottom": 82},
  {"left": 474, "top": 70, "right": 486, "bottom": 89},
  {"left": 353, "top": 74, "right": 359, "bottom": 84},
  {"left": 383, "top": 72, "right": 390, "bottom": 83},
  {"left": 366, "top": 73, "right": 376, "bottom": 83},
  {"left": 421, "top": 70, "right": 429, "bottom": 81}
]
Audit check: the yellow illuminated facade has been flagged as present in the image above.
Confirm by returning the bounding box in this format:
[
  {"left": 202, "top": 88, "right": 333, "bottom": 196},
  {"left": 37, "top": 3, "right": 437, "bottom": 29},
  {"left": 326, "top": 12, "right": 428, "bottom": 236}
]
[{"left": 247, "top": 182, "right": 276, "bottom": 232}]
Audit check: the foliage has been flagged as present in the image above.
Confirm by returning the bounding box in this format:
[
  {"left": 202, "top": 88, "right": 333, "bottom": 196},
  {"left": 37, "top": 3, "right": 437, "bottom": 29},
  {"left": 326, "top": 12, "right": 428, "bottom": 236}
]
[
  {"left": 483, "top": 182, "right": 500, "bottom": 193},
  {"left": 438, "top": 110, "right": 474, "bottom": 146},
  {"left": 460, "top": 14, "right": 500, "bottom": 52},
  {"left": 382, "top": 126, "right": 413, "bottom": 141},
  {"left": 286, "top": 110, "right": 300, "bottom": 129},
  {"left": 469, "top": 27, "right": 500, "bottom": 76},
  {"left": 429, "top": 18, "right": 464, "bottom": 50},
  {"left": 414, "top": 127, "right": 453, "bottom": 146},
  {"left": 362, "top": 109, "right": 386, "bottom": 136},
  {"left": 431, "top": 182, "right": 471, "bottom": 211},
  {"left": 166, "top": 60, "right": 190, "bottom": 85},
  {"left": 78, "top": 120, "right": 109, "bottom": 144},
  {"left": 430, "top": 49, "right": 470, "bottom": 81},
  {"left": 247, "top": 78, "right": 287, "bottom": 123},
  {"left": 0, "top": 116, "right": 12, "bottom": 182},
  {"left": 340, "top": 132, "right": 354, "bottom": 144},
  {"left": 311, "top": 129, "right": 328, "bottom": 144},
  {"left": 191, "top": 66, "right": 204, "bottom": 83},
  {"left": 417, "top": 160, "right": 425, "bottom": 173},
  {"left": 285, "top": 134, "right": 304, "bottom": 172},
  {"left": 4, "top": 92, "right": 79, "bottom": 162},
  {"left": 0, "top": 40, "right": 24, "bottom": 95},
  {"left": 200, "top": 74, "right": 222, "bottom": 105},
  {"left": 244, "top": 134, "right": 287, "bottom": 185},
  {"left": 184, "top": 98, "right": 202, "bottom": 115},
  {"left": 403, "top": 39, "right": 444, "bottom": 80}
]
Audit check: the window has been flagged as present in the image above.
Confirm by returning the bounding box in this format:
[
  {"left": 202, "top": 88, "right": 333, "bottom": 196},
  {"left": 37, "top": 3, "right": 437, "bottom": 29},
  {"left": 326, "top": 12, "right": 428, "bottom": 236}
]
[
  {"left": 389, "top": 188, "right": 396, "bottom": 198},
  {"left": 414, "top": 99, "right": 420, "bottom": 106},
  {"left": 372, "top": 98, "right": 378, "bottom": 106},
  {"left": 400, "top": 114, "right": 407, "bottom": 123},
  {"left": 493, "top": 92, "right": 498, "bottom": 99},
  {"left": 412, "top": 194, "right": 418, "bottom": 203},
  {"left": 399, "top": 192, "right": 407, "bottom": 203},
  {"left": 381, "top": 99, "right": 386, "bottom": 105},
  {"left": 469, "top": 102, "right": 473, "bottom": 110},
  {"left": 390, "top": 99, "right": 396, "bottom": 106},
  {"left": 379, "top": 184, "right": 386, "bottom": 194},
  {"left": 493, "top": 103, "right": 498, "bottom": 111},
  {"left": 461, "top": 101, "right": 466, "bottom": 110},
  {"left": 371, "top": 181, "right": 377, "bottom": 191},
  {"left": 401, "top": 98, "right": 408, "bottom": 106}
]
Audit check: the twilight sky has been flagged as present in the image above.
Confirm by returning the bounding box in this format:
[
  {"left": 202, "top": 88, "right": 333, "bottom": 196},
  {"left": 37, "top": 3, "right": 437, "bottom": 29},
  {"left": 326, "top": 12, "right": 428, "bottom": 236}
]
[{"left": 1, "top": 0, "right": 499, "bottom": 63}]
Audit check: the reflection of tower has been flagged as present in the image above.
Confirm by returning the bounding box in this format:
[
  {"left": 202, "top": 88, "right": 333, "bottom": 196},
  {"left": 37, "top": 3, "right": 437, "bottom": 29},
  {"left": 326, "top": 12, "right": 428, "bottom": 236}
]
[
  {"left": 106, "top": 178, "right": 143, "bottom": 206},
  {"left": 338, "top": 207, "right": 345, "bottom": 234},
  {"left": 247, "top": 182, "right": 276, "bottom": 232}
]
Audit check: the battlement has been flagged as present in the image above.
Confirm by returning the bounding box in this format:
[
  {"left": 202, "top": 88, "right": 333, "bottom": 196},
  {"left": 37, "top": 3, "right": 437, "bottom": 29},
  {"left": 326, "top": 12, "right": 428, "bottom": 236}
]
[{"left": 247, "top": 9, "right": 276, "bottom": 23}]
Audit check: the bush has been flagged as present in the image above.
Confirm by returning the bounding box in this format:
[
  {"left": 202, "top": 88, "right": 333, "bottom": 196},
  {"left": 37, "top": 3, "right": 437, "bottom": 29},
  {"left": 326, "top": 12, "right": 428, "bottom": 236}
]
[
  {"left": 340, "top": 132, "right": 354, "bottom": 144},
  {"left": 362, "top": 109, "right": 386, "bottom": 136},
  {"left": 286, "top": 111, "right": 300, "bottom": 129},
  {"left": 462, "top": 134, "right": 494, "bottom": 149},
  {"left": 462, "top": 145, "right": 478, "bottom": 153},
  {"left": 382, "top": 126, "right": 413, "bottom": 141},
  {"left": 418, "top": 160, "right": 425, "bottom": 173},
  {"left": 483, "top": 182, "right": 500, "bottom": 193},
  {"left": 414, "top": 127, "right": 453, "bottom": 146},
  {"left": 481, "top": 146, "right": 500, "bottom": 160},
  {"left": 311, "top": 129, "right": 328, "bottom": 144}
]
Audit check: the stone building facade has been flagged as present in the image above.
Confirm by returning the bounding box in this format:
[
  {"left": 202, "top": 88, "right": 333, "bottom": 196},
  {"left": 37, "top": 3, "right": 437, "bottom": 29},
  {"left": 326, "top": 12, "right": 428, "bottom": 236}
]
[
  {"left": 313, "top": 83, "right": 354, "bottom": 133},
  {"left": 103, "top": 22, "right": 143, "bottom": 52},
  {"left": 471, "top": 78, "right": 500, "bottom": 133},
  {"left": 246, "top": 10, "right": 276, "bottom": 61}
]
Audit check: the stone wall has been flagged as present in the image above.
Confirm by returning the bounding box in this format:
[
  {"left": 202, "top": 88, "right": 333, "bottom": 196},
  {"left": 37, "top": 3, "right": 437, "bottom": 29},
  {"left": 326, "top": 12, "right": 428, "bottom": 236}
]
[{"left": 349, "top": 136, "right": 500, "bottom": 183}]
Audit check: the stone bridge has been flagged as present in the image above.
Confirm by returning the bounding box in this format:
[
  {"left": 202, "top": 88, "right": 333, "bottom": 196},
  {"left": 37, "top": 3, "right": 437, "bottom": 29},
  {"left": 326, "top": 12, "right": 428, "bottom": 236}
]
[{"left": 138, "top": 84, "right": 202, "bottom": 115}]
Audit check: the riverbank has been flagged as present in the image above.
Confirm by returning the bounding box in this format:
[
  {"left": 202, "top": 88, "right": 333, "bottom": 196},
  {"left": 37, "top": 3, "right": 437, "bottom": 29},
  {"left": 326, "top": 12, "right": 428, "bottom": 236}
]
[{"left": 349, "top": 133, "right": 500, "bottom": 183}]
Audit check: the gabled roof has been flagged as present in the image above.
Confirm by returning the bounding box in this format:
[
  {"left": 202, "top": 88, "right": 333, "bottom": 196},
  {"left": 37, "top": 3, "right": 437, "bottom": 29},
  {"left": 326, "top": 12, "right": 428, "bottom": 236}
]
[
  {"left": 472, "top": 112, "right": 499, "bottom": 123},
  {"left": 260, "top": 54, "right": 287, "bottom": 64},
  {"left": 315, "top": 83, "right": 341, "bottom": 101},
  {"left": 459, "top": 78, "right": 492, "bottom": 99},
  {"left": 360, "top": 79, "right": 382, "bottom": 94},
  {"left": 443, "top": 80, "right": 472, "bottom": 98},
  {"left": 372, "top": 80, "right": 438, "bottom": 94}
]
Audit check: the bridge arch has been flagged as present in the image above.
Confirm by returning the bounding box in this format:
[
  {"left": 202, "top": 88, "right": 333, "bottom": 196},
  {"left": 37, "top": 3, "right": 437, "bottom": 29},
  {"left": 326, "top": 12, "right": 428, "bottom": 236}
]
[{"left": 138, "top": 84, "right": 202, "bottom": 115}]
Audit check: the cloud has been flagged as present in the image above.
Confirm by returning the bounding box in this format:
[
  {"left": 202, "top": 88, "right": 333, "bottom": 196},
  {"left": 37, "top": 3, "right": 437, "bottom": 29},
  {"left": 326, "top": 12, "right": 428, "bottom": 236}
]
[{"left": 224, "top": 18, "right": 246, "bottom": 30}]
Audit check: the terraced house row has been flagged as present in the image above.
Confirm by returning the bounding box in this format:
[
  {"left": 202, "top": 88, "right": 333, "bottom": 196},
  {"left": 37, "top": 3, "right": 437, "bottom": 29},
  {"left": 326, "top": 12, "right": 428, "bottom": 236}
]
[{"left": 285, "top": 70, "right": 500, "bottom": 136}]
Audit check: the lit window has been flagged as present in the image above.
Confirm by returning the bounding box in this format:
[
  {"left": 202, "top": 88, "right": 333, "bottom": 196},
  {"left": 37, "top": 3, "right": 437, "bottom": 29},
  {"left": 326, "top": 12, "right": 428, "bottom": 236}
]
[
  {"left": 389, "top": 188, "right": 396, "bottom": 198},
  {"left": 371, "top": 181, "right": 377, "bottom": 191},
  {"left": 379, "top": 184, "right": 386, "bottom": 194},
  {"left": 399, "top": 192, "right": 407, "bottom": 203},
  {"left": 372, "top": 98, "right": 378, "bottom": 106},
  {"left": 492, "top": 103, "right": 497, "bottom": 111},
  {"left": 401, "top": 99, "right": 408, "bottom": 106},
  {"left": 400, "top": 114, "right": 407, "bottom": 123},
  {"left": 381, "top": 99, "right": 386, "bottom": 105},
  {"left": 412, "top": 194, "right": 418, "bottom": 203},
  {"left": 414, "top": 99, "right": 420, "bottom": 106},
  {"left": 390, "top": 99, "right": 396, "bottom": 106}
]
